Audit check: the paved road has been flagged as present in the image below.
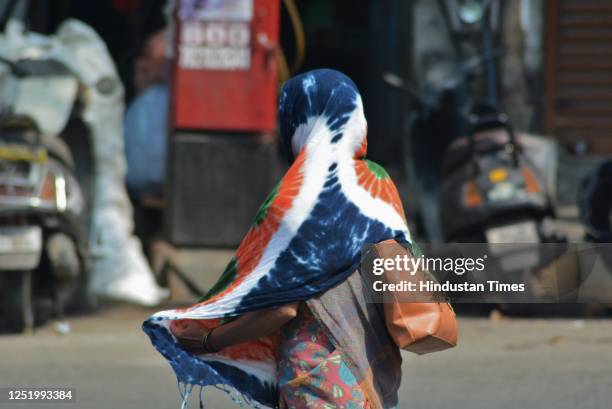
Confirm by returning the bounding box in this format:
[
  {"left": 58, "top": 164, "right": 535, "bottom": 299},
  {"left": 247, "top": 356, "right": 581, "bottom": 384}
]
[{"left": 1, "top": 306, "right": 611, "bottom": 409}]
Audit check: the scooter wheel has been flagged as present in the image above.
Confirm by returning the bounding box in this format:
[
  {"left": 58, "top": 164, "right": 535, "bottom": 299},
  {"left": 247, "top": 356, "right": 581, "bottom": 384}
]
[{"left": 2, "top": 270, "right": 34, "bottom": 333}]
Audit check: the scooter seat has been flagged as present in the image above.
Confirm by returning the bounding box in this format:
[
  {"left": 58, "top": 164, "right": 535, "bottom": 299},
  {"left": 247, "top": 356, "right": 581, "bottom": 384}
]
[{"left": 441, "top": 128, "right": 521, "bottom": 175}]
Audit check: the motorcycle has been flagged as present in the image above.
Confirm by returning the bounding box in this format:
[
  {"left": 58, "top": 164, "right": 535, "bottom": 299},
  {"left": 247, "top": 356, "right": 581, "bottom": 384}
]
[
  {"left": 0, "top": 52, "right": 94, "bottom": 332},
  {"left": 384, "top": 0, "right": 565, "bottom": 303},
  {"left": 384, "top": 65, "right": 555, "bottom": 245}
]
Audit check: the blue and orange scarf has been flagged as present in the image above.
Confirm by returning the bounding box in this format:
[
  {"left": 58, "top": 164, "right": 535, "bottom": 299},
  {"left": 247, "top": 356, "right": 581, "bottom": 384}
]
[{"left": 143, "top": 69, "right": 411, "bottom": 408}]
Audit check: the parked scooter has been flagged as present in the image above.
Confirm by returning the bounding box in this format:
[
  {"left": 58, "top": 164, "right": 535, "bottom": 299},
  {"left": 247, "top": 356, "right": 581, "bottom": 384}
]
[
  {"left": 384, "top": 64, "right": 555, "bottom": 246},
  {"left": 0, "top": 53, "right": 93, "bottom": 332},
  {"left": 384, "top": 0, "right": 564, "bottom": 298}
]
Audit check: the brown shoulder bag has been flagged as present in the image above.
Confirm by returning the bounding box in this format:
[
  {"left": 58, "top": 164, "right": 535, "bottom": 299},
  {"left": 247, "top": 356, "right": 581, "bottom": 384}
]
[{"left": 368, "top": 239, "right": 458, "bottom": 355}]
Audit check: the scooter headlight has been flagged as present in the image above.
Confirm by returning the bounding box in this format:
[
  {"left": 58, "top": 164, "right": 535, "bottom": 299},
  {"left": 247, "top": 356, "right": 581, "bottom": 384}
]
[{"left": 458, "top": 0, "right": 486, "bottom": 25}]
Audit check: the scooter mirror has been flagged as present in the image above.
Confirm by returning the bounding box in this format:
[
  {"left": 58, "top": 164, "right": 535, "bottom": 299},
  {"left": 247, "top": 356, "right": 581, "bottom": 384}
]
[{"left": 382, "top": 72, "right": 406, "bottom": 89}]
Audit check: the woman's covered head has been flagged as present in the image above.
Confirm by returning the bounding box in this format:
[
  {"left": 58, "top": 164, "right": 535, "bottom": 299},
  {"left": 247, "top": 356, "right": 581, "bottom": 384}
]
[{"left": 278, "top": 69, "right": 367, "bottom": 164}]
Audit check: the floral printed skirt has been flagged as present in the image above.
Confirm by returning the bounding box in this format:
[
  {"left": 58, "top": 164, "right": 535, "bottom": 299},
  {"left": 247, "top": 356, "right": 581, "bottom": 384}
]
[{"left": 277, "top": 305, "right": 369, "bottom": 409}]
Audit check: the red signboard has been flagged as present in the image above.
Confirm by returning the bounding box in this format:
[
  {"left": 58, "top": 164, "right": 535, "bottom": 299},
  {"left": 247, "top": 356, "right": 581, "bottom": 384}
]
[{"left": 171, "top": 0, "right": 280, "bottom": 133}]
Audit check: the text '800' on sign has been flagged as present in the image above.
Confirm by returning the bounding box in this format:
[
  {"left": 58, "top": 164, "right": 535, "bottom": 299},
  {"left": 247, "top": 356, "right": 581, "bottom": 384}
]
[{"left": 180, "top": 21, "right": 251, "bottom": 70}]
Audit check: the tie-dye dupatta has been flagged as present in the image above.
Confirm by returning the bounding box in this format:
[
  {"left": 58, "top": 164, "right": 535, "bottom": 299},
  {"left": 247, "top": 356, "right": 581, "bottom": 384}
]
[{"left": 143, "top": 69, "right": 411, "bottom": 408}]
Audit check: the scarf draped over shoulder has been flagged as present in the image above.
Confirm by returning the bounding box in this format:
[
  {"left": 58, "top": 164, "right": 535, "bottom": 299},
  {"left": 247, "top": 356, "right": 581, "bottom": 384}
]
[{"left": 143, "top": 69, "right": 411, "bottom": 408}]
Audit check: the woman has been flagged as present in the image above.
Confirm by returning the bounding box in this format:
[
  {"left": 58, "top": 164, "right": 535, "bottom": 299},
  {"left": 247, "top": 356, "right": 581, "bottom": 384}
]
[{"left": 143, "top": 69, "right": 411, "bottom": 408}]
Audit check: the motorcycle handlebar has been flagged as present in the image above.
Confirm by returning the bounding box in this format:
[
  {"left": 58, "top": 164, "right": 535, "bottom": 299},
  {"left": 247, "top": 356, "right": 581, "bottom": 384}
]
[
  {"left": 457, "top": 48, "right": 504, "bottom": 79},
  {"left": 381, "top": 72, "right": 426, "bottom": 107},
  {"left": 382, "top": 48, "right": 504, "bottom": 104}
]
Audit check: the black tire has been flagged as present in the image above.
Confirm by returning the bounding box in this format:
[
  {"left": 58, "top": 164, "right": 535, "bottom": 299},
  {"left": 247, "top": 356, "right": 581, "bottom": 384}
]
[
  {"left": 64, "top": 264, "right": 95, "bottom": 314},
  {"left": 2, "top": 270, "right": 34, "bottom": 333}
]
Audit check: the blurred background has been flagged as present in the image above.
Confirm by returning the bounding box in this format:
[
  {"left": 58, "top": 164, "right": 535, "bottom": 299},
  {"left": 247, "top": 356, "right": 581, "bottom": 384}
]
[{"left": 1, "top": 0, "right": 612, "bottom": 408}]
